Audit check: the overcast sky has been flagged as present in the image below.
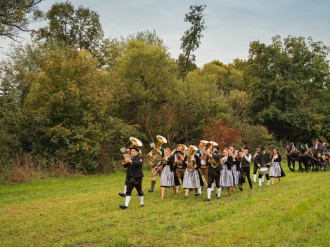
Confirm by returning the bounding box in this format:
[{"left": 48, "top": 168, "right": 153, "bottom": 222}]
[{"left": 1, "top": 0, "right": 330, "bottom": 67}]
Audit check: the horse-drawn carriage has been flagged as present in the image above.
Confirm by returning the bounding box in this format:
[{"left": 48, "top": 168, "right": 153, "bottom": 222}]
[{"left": 285, "top": 142, "right": 329, "bottom": 172}]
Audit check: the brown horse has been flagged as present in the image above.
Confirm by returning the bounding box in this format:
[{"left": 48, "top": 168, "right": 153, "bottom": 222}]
[
  {"left": 300, "top": 144, "right": 324, "bottom": 171},
  {"left": 285, "top": 142, "right": 304, "bottom": 172}
]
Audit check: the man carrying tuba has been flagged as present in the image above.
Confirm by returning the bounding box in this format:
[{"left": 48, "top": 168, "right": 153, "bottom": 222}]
[
  {"left": 118, "top": 137, "right": 143, "bottom": 198},
  {"left": 204, "top": 142, "right": 222, "bottom": 201},
  {"left": 182, "top": 145, "right": 201, "bottom": 199},
  {"left": 119, "top": 146, "right": 145, "bottom": 209},
  {"left": 146, "top": 135, "right": 167, "bottom": 192}
]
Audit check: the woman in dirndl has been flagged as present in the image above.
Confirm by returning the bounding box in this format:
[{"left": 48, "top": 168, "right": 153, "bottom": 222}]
[
  {"left": 269, "top": 148, "right": 285, "bottom": 184},
  {"left": 182, "top": 146, "right": 201, "bottom": 198},
  {"left": 220, "top": 148, "right": 234, "bottom": 196},
  {"left": 232, "top": 150, "right": 240, "bottom": 186},
  {"left": 160, "top": 148, "right": 175, "bottom": 199}
]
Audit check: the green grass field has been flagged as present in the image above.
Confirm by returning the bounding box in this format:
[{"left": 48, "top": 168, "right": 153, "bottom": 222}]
[{"left": 0, "top": 165, "right": 329, "bottom": 247}]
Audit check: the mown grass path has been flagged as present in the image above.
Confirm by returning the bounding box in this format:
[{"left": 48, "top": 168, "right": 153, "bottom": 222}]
[{"left": 0, "top": 165, "right": 329, "bottom": 246}]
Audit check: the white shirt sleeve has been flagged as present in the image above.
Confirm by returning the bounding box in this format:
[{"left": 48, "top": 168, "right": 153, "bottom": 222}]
[{"left": 244, "top": 154, "right": 252, "bottom": 163}]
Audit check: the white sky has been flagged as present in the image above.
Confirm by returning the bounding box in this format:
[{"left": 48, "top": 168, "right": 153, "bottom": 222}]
[{"left": 1, "top": 0, "right": 330, "bottom": 67}]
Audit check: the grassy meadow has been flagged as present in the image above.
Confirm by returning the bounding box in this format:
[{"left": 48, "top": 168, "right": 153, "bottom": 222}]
[{"left": 0, "top": 164, "right": 329, "bottom": 247}]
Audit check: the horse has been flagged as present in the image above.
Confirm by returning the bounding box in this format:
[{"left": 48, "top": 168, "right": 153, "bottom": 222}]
[
  {"left": 300, "top": 144, "right": 325, "bottom": 172},
  {"left": 285, "top": 142, "right": 304, "bottom": 172}
]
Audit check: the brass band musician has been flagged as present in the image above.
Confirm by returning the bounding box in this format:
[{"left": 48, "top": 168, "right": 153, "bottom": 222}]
[
  {"left": 204, "top": 146, "right": 222, "bottom": 201},
  {"left": 119, "top": 146, "right": 144, "bottom": 209},
  {"left": 182, "top": 145, "right": 201, "bottom": 199},
  {"left": 160, "top": 148, "right": 176, "bottom": 199},
  {"left": 198, "top": 140, "right": 209, "bottom": 191}
]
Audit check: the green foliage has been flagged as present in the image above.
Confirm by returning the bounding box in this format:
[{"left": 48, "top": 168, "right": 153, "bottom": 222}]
[
  {"left": 180, "top": 4, "right": 207, "bottom": 78},
  {"left": 0, "top": 0, "right": 43, "bottom": 40},
  {"left": 239, "top": 124, "right": 276, "bottom": 150},
  {"left": 246, "top": 35, "right": 330, "bottom": 142},
  {"left": 34, "top": 1, "right": 104, "bottom": 52},
  {"left": 115, "top": 39, "right": 179, "bottom": 140},
  {"left": 0, "top": 43, "right": 114, "bottom": 172}
]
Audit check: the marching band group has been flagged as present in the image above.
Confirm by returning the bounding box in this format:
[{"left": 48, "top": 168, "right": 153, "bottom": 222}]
[{"left": 119, "top": 136, "right": 285, "bottom": 209}]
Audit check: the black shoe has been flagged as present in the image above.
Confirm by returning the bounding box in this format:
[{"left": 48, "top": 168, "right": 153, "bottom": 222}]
[
  {"left": 140, "top": 204, "right": 144, "bottom": 208},
  {"left": 119, "top": 205, "right": 128, "bottom": 209},
  {"left": 183, "top": 195, "right": 188, "bottom": 199},
  {"left": 148, "top": 189, "right": 153, "bottom": 192},
  {"left": 204, "top": 198, "right": 210, "bottom": 202},
  {"left": 217, "top": 196, "right": 221, "bottom": 200},
  {"left": 118, "top": 193, "right": 126, "bottom": 197},
  {"left": 195, "top": 193, "right": 201, "bottom": 196},
  {"left": 239, "top": 188, "right": 243, "bottom": 191},
  {"left": 250, "top": 187, "right": 253, "bottom": 189}
]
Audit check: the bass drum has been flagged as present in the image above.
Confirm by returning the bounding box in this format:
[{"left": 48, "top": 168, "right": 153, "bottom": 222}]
[{"left": 259, "top": 167, "right": 269, "bottom": 175}]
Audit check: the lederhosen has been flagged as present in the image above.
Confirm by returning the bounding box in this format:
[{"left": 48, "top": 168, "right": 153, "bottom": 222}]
[
  {"left": 174, "top": 151, "right": 186, "bottom": 184},
  {"left": 240, "top": 153, "right": 252, "bottom": 188},
  {"left": 124, "top": 155, "right": 144, "bottom": 196},
  {"left": 206, "top": 152, "right": 221, "bottom": 188},
  {"left": 198, "top": 149, "right": 208, "bottom": 184}
]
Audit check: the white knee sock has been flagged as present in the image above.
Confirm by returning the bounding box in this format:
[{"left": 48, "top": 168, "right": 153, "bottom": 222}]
[
  {"left": 125, "top": 196, "right": 131, "bottom": 207},
  {"left": 139, "top": 195, "right": 144, "bottom": 205},
  {"left": 259, "top": 179, "right": 262, "bottom": 187},
  {"left": 198, "top": 187, "right": 202, "bottom": 194},
  {"left": 267, "top": 180, "right": 270, "bottom": 186},
  {"left": 217, "top": 188, "right": 221, "bottom": 198},
  {"left": 253, "top": 174, "right": 256, "bottom": 183},
  {"left": 124, "top": 185, "right": 127, "bottom": 194},
  {"left": 207, "top": 188, "right": 212, "bottom": 199},
  {"left": 211, "top": 183, "right": 215, "bottom": 191}
]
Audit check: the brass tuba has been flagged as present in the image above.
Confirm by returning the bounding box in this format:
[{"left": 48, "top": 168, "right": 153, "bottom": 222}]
[
  {"left": 120, "top": 137, "right": 143, "bottom": 163},
  {"left": 186, "top": 145, "right": 198, "bottom": 172},
  {"left": 147, "top": 135, "right": 167, "bottom": 167},
  {"left": 208, "top": 141, "right": 219, "bottom": 168}
]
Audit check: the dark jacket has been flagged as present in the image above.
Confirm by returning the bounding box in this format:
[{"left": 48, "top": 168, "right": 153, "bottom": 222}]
[
  {"left": 225, "top": 156, "right": 233, "bottom": 170},
  {"left": 257, "top": 152, "right": 271, "bottom": 167},
  {"left": 184, "top": 154, "right": 201, "bottom": 169},
  {"left": 123, "top": 155, "right": 144, "bottom": 178},
  {"left": 162, "top": 155, "right": 175, "bottom": 172},
  {"left": 206, "top": 151, "right": 221, "bottom": 173},
  {"left": 271, "top": 153, "right": 281, "bottom": 162}
]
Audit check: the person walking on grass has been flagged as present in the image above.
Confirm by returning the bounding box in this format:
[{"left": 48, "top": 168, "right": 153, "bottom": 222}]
[
  {"left": 256, "top": 146, "right": 271, "bottom": 187},
  {"left": 269, "top": 148, "right": 285, "bottom": 184},
  {"left": 119, "top": 146, "right": 144, "bottom": 209}
]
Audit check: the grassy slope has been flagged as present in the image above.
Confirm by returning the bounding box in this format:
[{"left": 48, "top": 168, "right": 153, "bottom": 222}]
[{"left": 0, "top": 165, "right": 329, "bottom": 247}]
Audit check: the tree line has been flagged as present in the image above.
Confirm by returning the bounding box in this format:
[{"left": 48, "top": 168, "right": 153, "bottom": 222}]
[{"left": 0, "top": 1, "right": 329, "bottom": 181}]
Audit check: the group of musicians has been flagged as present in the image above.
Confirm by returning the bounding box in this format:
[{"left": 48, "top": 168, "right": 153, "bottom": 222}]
[{"left": 119, "top": 139, "right": 285, "bottom": 209}]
